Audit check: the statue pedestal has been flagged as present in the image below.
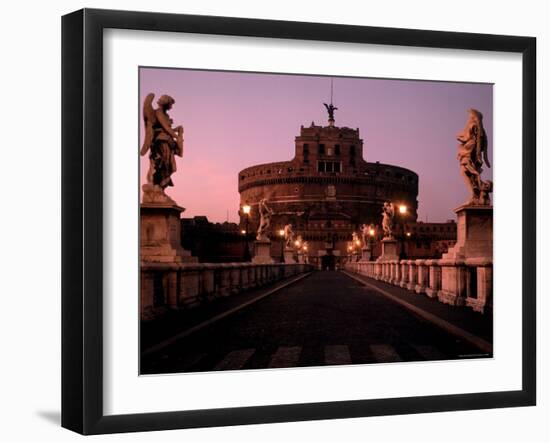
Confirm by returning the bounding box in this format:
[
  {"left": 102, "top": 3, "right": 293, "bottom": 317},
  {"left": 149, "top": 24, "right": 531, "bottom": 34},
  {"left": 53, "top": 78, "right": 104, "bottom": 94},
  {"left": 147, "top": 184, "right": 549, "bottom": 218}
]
[
  {"left": 284, "top": 248, "right": 296, "bottom": 264},
  {"left": 360, "top": 247, "right": 372, "bottom": 262},
  {"left": 442, "top": 204, "right": 493, "bottom": 261},
  {"left": 438, "top": 204, "right": 492, "bottom": 307},
  {"left": 252, "top": 240, "right": 274, "bottom": 264},
  {"left": 140, "top": 201, "right": 196, "bottom": 263},
  {"left": 377, "top": 238, "right": 399, "bottom": 262}
]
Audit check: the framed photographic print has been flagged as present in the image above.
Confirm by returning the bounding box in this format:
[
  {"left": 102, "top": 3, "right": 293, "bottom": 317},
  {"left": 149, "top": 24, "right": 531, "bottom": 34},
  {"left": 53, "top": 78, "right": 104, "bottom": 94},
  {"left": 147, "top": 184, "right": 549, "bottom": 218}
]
[{"left": 61, "top": 8, "right": 536, "bottom": 435}]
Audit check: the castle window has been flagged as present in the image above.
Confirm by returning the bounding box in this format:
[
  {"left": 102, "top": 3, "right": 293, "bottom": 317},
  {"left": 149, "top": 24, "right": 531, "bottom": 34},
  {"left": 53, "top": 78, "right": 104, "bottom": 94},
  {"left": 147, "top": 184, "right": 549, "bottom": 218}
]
[
  {"left": 319, "top": 144, "right": 325, "bottom": 155},
  {"left": 335, "top": 144, "right": 341, "bottom": 155},
  {"left": 318, "top": 161, "right": 341, "bottom": 173},
  {"left": 318, "top": 161, "right": 326, "bottom": 172},
  {"left": 350, "top": 145, "right": 356, "bottom": 156},
  {"left": 327, "top": 147, "right": 334, "bottom": 156},
  {"left": 303, "top": 143, "right": 309, "bottom": 154},
  {"left": 350, "top": 158, "right": 356, "bottom": 166}
]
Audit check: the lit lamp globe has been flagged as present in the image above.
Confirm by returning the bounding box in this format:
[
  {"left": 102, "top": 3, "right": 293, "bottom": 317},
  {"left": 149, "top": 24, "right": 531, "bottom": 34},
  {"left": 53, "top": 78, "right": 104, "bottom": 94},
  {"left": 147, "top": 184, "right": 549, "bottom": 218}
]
[
  {"left": 399, "top": 204, "right": 408, "bottom": 215},
  {"left": 242, "top": 204, "right": 251, "bottom": 215}
]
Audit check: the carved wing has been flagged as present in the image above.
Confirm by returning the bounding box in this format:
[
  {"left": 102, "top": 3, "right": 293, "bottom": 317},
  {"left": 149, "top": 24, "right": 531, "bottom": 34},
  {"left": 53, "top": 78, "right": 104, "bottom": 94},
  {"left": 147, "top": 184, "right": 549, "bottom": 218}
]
[
  {"left": 480, "top": 129, "right": 491, "bottom": 169},
  {"left": 140, "top": 93, "right": 156, "bottom": 156}
]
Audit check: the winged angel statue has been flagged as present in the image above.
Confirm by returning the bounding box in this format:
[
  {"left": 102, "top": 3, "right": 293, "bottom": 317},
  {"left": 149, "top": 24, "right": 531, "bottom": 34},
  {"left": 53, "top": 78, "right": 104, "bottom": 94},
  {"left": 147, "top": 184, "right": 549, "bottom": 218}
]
[
  {"left": 456, "top": 109, "right": 493, "bottom": 205},
  {"left": 140, "top": 93, "right": 184, "bottom": 201}
]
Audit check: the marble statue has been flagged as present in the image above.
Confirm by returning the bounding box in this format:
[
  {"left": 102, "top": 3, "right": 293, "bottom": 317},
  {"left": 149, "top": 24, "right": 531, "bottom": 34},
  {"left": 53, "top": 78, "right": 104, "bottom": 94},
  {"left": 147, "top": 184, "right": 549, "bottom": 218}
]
[
  {"left": 456, "top": 109, "right": 492, "bottom": 205},
  {"left": 256, "top": 198, "right": 274, "bottom": 241},
  {"left": 352, "top": 231, "right": 361, "bottom": 247},
  {"left": 141, "top": 93, "right": 184, "bottom": 199},
  {"left": 360, "top": 223, "right": 376, "bottom": 245},
  {"left": 283, "top": 224, "right": 295, "bottom": 249},
  {"left": 381, "top": 202, "right": 395, "bottom": 239}
]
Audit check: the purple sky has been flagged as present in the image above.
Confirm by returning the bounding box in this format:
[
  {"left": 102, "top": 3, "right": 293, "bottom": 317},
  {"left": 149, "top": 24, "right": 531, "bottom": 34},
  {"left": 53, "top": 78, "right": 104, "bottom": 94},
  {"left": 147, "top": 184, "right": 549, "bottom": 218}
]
[{"left": 139, "top": 68, "right": 493, "bottom": 224}]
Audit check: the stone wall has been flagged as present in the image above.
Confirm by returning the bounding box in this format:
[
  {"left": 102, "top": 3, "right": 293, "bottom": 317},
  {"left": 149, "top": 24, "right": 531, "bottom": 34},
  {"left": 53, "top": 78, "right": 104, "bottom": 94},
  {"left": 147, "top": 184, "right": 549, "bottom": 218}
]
[{"left": 141, "top": 262, "right": 313, "bottom": 320}]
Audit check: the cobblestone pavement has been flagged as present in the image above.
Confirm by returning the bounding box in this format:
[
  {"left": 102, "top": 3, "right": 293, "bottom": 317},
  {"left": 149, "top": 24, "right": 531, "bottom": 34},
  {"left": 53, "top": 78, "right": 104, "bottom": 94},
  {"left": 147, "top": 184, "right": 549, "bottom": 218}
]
[{"left": 141, "top": 271, "right": 490, "bottom": 374}]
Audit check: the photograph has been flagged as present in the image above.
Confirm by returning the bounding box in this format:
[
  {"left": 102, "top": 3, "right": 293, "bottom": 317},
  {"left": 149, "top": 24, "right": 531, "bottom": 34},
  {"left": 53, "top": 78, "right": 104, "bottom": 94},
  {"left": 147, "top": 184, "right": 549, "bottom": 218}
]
[{"left": 138, "top": 67, "right": 494, "bottom": 375}]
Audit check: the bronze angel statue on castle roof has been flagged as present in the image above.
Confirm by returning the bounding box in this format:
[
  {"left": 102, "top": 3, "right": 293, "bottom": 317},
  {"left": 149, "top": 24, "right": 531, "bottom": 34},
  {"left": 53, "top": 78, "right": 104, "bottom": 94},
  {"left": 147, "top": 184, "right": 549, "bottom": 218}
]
[{"left": 141, "top": 93, "right": 184, "bottom": 192}]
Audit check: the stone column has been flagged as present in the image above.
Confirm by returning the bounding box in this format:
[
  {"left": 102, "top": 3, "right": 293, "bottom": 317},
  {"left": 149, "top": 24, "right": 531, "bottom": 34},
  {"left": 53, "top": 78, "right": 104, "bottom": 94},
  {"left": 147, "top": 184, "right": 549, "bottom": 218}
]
[
  {"left": 425, "top": 260, "right": 441, "bottom": 298},
  {"left": 465, "top": 258, "right": 493, "bottom": 313},
  {"left": 415, "top": 260, "right": 428, "bottom": 294},
  {"left": 407, "top": 260, "right": 417, "bottom": 291},
  {"left": 400, "top": 261, "right": 409, "bottom": 288},
  {"left": 438, "top": 259, "right": 467, "bottom": 306}
]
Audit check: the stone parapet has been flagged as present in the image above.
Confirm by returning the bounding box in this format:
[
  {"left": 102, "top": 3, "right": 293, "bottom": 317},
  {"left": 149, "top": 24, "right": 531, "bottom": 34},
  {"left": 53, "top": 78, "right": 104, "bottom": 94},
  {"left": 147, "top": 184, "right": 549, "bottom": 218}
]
[
  {"left": 141, "top": 262, "right": 313, "bottom": 320},
  {"left": 344, "top": 255, "right": 492, "bottom": 314}
]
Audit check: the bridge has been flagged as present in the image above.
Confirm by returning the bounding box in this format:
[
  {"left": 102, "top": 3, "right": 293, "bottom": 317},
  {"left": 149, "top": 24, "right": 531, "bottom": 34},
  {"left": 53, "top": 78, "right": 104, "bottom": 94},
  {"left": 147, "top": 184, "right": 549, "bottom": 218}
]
[{"left": 141, "top": 269, "right": 492, "bottom": 374}]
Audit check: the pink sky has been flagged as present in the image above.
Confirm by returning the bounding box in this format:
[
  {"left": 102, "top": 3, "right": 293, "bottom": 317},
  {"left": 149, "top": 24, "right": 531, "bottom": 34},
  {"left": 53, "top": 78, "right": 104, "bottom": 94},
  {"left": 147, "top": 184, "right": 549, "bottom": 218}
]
[{"left": 139, "top": 68, "right": 493, "bottom": 224}]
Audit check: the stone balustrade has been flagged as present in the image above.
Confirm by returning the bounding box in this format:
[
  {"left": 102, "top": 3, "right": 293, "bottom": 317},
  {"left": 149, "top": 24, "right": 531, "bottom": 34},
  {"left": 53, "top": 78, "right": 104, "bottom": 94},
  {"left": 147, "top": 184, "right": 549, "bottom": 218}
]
[
  {"left": 141, "top": 262, "right": 313, "bottom": 320},
  {"left": 345, "top": 257, "right": 492, "bottom": 314}
]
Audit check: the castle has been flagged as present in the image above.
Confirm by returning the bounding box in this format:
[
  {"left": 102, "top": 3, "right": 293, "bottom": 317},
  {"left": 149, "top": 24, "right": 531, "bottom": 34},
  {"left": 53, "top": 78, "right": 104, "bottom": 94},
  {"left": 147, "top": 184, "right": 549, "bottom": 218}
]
[{"left": 238, "top": 109, "right": 420, "bottom": 268}]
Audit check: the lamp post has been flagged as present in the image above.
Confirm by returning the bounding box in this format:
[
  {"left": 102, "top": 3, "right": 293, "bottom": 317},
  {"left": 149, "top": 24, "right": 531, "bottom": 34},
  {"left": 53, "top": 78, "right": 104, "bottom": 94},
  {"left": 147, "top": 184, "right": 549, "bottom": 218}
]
[
  {"left": 278, "top": 228, "right": 285, "bottom": 263},
  {"left": 242, "top": 204, "right": 251, "bottom": 261},
  {"left": 397, "top": 204, "right": 408, "bottom": 259},
  {"left": 368, "top": 226, "right": 376, "bottom": 259}
]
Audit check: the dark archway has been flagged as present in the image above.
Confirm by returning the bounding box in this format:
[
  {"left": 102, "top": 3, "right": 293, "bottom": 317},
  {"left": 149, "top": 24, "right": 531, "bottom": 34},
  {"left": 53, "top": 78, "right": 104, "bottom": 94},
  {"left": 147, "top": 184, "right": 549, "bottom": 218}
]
[{"left": 321, "top": 253, "right": 336, "bottom": 271}]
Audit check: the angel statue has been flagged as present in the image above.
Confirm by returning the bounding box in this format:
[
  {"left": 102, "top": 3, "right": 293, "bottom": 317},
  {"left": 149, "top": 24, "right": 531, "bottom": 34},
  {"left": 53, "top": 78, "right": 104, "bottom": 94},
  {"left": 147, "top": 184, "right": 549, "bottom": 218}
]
[
  {"left": 140, "top": 93, "right": 184, "bottom": 200},
  {"left": 256, "top": 198, "right": 274, "bottom": 241},
  {"left": 456, "top": 108, "right": 492, "bottom": 206},
  {"left": 381, "top": 202, "right": 395, "bottom": 239},
  {"left": 283, "top": 224, "right": 295, "bottom": 249},
  {"left": 360, "top": 223, "right": 376, "bottom": 245},
  {"left": 323, "top": 102, "right": 338, "bottom": 122},
  {"left": 352, "top": 231, "right": 361, "bottom": 248}
]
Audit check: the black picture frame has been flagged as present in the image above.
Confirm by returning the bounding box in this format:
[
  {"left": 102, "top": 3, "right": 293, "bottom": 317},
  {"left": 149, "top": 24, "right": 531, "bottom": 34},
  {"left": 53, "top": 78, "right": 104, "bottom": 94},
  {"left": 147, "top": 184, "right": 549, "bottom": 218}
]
[{"left": 62, "top": 8, "right": 536, "bottom": 435}]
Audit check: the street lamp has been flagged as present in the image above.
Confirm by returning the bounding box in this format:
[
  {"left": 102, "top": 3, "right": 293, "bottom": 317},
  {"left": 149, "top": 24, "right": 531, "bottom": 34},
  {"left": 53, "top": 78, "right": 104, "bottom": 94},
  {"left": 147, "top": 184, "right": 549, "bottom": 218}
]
[
  {"left": 278, "top": 228, "right": 285, "bottom": 263},
  {"left": 397, "top": 204, "right": 408, "bottom": 259},
  {"left": 242, "top": 204, "right": 251, "bottom": 261}
]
